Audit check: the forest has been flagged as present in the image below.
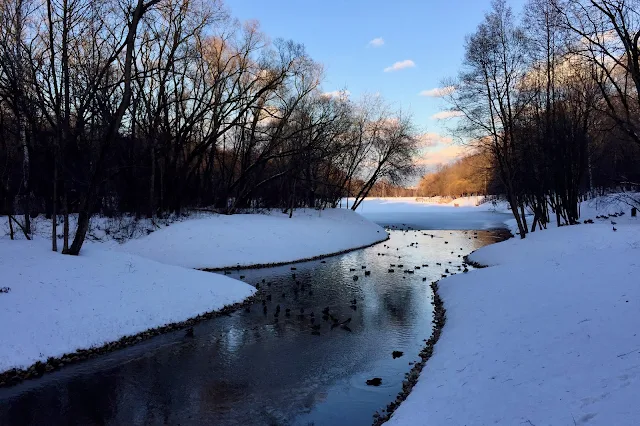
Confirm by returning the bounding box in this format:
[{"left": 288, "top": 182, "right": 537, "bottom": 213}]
[
  {"left": 0, "top": 0, "right": 418, "bottom": 254},
  {"left": 3, "top": 0, "right": 640, "bottom": 251},
  {"left": 430, "top": 0, "right": 640, "bottom": 237}
]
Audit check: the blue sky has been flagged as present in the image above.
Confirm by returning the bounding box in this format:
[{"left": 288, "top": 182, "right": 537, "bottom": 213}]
[{"left": 226, "top": 0, "right": 527, "bottom": 170}]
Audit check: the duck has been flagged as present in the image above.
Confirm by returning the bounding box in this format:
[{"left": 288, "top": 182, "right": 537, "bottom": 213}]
[
  {"left": 366, "top": 378, "right": 382, "bottom": 386},
  {"left": 392, "top": 350, "right": 403, "bottom": 359}
]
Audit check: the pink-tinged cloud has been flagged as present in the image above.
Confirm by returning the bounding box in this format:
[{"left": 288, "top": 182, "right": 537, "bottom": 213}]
[
  {"left": 418, "top": 132, "right": 454, "bottom": 147},
  {"left": 384, "top": 59, "right": 416, "bottom": 72},
  {"left": 431, "top": 110, "right": 463, "bottom": 120},
  {"left": 415, "top": 145, "right": 468, "bottom": 166}
]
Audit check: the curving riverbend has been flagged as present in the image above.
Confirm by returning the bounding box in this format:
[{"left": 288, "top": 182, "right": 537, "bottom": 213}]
[{"left": 0, "top": 226, "right": 508, "bottom": 426}]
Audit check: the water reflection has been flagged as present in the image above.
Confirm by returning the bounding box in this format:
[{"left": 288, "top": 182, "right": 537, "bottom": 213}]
[{"left": 0, "top": 230, "right": 503, "bottom": 426}]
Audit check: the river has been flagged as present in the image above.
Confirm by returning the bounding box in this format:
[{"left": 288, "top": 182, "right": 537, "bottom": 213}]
[{"left": 0, "top": 219, "right": 510, "bottom": 426}]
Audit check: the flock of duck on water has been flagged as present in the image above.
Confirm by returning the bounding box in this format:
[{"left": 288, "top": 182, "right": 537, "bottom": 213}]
[{"left": 198, "top": 224, "right": 481, "bottom": 386}]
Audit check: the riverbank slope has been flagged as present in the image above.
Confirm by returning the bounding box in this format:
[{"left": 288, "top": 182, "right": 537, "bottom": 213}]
[
  {"left": 387, "top": 200, "right": 640, "bottom": 425},
  {"left": 118, "top": 208, "right": 387, "bottom": 269},
  {"left": 0, "top": 208, "right": 387, "bottom": 381}
]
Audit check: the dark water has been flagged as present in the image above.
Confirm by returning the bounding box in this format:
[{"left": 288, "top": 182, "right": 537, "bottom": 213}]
[{"left": 0, "top": 229, "right": 505, "bottom": 426}]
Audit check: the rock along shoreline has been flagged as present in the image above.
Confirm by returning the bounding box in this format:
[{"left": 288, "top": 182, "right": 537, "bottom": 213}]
[
  {"left": 0, "top": 293, "right": 259, "bottom": 388},
  {"left": 373, "top": 228, "right": 512, "bottom": 424},
  {"left": 0, "top": 234, "right": 391, "bottom": 389},
  {"left": 203, "top": 234, "right": 390, "bottom": 272}
]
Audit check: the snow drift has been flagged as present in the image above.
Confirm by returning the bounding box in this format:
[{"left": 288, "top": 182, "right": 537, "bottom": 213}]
[
  {"left": 119, "top": 208, "right": 387, "bottom": 269},
  {"left": 388, "top": 216, "right": 640, "bottom": 425}
]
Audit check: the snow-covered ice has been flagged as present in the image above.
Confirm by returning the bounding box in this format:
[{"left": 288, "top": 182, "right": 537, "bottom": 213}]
[
  {"left": 119, "top": 208, "right": 387, "bottom": 269},
  {"left": 387, "top": 201, "right": 640, "bottom": 425},
  {"left": 346, "top": 197, "right": 513, "bottom": 230},
  {"left": 0, "top": 239, "right": 256, "bottom": 372}
]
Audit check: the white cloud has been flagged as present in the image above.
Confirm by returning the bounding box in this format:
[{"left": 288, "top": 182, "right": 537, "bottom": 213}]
[
  {"left": 383, "top": 59, "right": 416, "bottom": 72},
  {"left": 419, "top": 86, "right": 455, "bottom": 98},
  {"left": 418, "top": 132, "right": 454, "bottom": 147},
  {"left": 321, "top": 90, "right": 351, "bottom": 100},
  {"left": 368, "top": 37, "right": 384, "bottom": 48},
  {"left": 430, "top": 110, "right": 463, "bottom": 120}
]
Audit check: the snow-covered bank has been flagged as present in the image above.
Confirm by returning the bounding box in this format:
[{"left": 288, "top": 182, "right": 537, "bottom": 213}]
[
  {"left": 0, "top": 208, "right": 386, "bottom": 379},
  {"left": 0, "top": 239, "right": 256, "bottom": 374},
  {"left": 388, "top": 217, "right": 640, "bottom": 424},
  {"left": 119, "top": 208, "right": 387, "bottom": 269}
]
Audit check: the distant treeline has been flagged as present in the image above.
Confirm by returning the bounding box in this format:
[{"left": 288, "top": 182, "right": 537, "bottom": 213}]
[
  {"left": 440, "top": 0, "right": 640, "bottom": 237},
  {"left": 417, "top": 140, "right": 640, "bottom": 199},
  {"left": 417, "top": 153, "right": 503, "bottom": 198}
]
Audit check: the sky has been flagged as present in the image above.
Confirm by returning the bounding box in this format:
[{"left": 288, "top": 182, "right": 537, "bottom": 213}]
[{"left": 225, "top": 0, "right": 527, "bottom": 174}]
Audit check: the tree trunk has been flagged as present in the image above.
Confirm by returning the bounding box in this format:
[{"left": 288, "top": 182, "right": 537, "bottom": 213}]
[
  {"left": 52, "top": 149, "right": 58, "bottom": 252},
  {"left": 148, "top": 147, "right": 155, "bottom": 218}
]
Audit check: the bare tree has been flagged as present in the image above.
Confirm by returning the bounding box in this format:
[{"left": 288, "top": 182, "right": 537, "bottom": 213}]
[
  {"left": 556, "top": 0, "right": 640, "bottom": 146},
  {"left": 350, "top": 106, "right": 418, "bottom": 211},
  {"left": 448, "top": 0, "right": 531, "bottom": 237}
]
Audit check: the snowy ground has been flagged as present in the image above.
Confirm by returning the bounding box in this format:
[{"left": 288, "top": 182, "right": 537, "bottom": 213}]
[
  {"left": 118, "top": 208, "right": 387, "bottom": 269},
  {"left": 0, "top": 208, "right": 386, "bottom": 375},
  {"left": 0, "top": 239, "right": 256, "bottom": 373},
  {"left": 387, "top": 199, "right": 640, "bottom": 425}
]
